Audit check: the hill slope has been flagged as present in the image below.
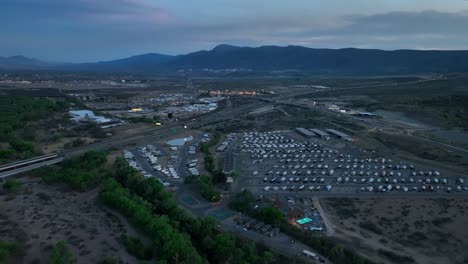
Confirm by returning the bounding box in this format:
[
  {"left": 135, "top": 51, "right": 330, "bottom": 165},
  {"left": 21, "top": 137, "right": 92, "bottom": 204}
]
[
  {"left": 66, "top": 53, "right": 175, "bottom": 72},
  {"left": 165, "top": 45, "right": 468, "bottom": 74},
  {"left": 0, "top": 56, "right": 52, "bottom": 70},
  {"left": 2, "top": 45, "right": 468, "bottom": 74}
]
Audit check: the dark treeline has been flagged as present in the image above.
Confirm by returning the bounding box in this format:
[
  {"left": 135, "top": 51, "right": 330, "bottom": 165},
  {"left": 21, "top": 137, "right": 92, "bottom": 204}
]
[
  {"left": 39, "top": 151, "right": 107, "bottom": 190},
  {"left": 100, "top": 178, "right": 204, "bottom": 263},
  {"left": 193, "top": 133, "right": 225, "bottom": 202},
  {"left": 109, "top": 157, "right": 276, "bottom": 263}
]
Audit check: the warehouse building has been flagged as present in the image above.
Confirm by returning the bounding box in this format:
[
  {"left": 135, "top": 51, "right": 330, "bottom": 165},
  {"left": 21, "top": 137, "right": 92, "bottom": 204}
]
[
  {"left": 295, "top": 127, "right": 314, "bottom": 137},
  {"left": 69, "top": 110, "right": 112, "bottom": 124},
  {"left": 309, "top": 128, "right": 329, "bottom": 138},
  {"left": 326, "top": 129, "right": 352, "bottom": 141}
]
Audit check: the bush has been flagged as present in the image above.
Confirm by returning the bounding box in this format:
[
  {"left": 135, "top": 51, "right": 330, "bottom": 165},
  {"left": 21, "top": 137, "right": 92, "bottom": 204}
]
[
  {"left": 3, "top": 179, "right": 19, "bottom": 192},
  {"left": 128, "top": 117, "right": 155, "bottom": 124},
  {"left": 198, "top": 175, "right": 221, "bottom": 202},
  {"left": 229, "top": 190, "right": 255, "bottom": 212},
  {"left": 377, "top": 249, "right": 414, "bottom": 263},
  {"left": 121, "top": 235, "right": 153, "bottom": 260},
  {"left": 359, "top": 220, "right": 383, "bottom": 235},
  {"left": 39, "top": 151, "right": 108, "bottom": 191},
  {"left": 0, "top": 241, "right": 17, "bottom": 262},
  {"left": 431, "top": 217, "right": 452, "bottom": 227},
  {"left": 48, "top": 241, "right": 74, "bottom": 264},
  {"left": 255, "top": 206, "right": 285, "bottom": 226},
  {"left": 99, "top": 257, "right": 118, "bottom": 264}
]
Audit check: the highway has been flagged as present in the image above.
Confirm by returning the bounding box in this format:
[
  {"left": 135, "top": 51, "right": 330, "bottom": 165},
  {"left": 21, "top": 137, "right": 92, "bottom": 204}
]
[{"left": 0, "top": 101, "right": 261, "bottom": 178}]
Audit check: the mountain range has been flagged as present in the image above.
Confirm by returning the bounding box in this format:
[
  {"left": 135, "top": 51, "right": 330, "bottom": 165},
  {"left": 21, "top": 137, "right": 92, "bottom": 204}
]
[{"left": 2, "top": 44, "right": 468, "bottom": 75}]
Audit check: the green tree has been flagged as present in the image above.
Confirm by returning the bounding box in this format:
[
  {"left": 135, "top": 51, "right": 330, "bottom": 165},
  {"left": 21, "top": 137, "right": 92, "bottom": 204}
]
[
  {"left": 48, "top": 241, "right": 74, "bottom": 264},
  {"left": 212, "top": 233, "right": 235, "bottom": 263},
  {"left": 256, "top": 206, "right": 284, "bottom": 226},
  {"left": 99, "top": 257, "right": 118, "bottom": 264}
]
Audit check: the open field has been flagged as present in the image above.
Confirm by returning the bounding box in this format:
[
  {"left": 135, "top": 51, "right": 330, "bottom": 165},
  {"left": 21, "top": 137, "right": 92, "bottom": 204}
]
[
  {"left": 0, "top": 178, "right": 140, "bottom": 263},
  {"left": 320, "top": 197, "right": 468, "bottom": 264}
]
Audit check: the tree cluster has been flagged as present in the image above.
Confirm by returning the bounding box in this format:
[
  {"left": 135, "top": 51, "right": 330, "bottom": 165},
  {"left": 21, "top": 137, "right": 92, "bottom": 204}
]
[
  {"left": 108, "top": 157, "right": 276, "bottom": 264},
  {"left": 0, "top": 96, "right": 69, "bottom": 162},
  {"left": 197, "top": 175, "right": 221, "bottom": 202},
  {"left": 121, "top": 235, "right": 153, "bottom": 260},
  {"left": 128, "top": 116, "right": 156, "bottom": 124},
  {"left": 100, "top": 179, "right": 204, "bottom": 263},
  {"left": 197, "top": 133, "right": 226, "bottom": 197},
  {"left": 39, "top": 151, "right": 107, "bottom": 190},
  {"left": 48, "top": 241, "right": 74, "bottom": 264}
]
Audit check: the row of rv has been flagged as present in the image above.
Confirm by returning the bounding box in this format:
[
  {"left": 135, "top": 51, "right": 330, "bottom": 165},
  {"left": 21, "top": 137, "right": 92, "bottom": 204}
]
[
  {"left": 138, "top": 145, "right": 180, "bottom": 179},
  {"left": 237, "top": 131, "right": 468, "bottom": 194},
  {"left": 264, "top": 185, "right": 332, "bottom": 192},
  {"left": 123, "top": 150, "right": 172, "bottom": 186},
  {"left": 359, "top": 184, "right": 468, "bottom": 193},
  {"left": 186, "top": 159, "right": 200, "bottom": 176},
  {"left": 263, "top": 184, "right": 468, "bottom": 193},
  {"left": 261, "top": 175, "right": 463, "bottom": 185}
]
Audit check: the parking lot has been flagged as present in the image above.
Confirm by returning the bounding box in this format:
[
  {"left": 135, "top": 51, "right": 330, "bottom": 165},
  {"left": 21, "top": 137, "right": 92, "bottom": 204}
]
[
  {"left": 231, "top": 130, "right": 468, "bottom": 196},
  {"left": 122, "top": 133, "right": 204, "bottom": 187}
]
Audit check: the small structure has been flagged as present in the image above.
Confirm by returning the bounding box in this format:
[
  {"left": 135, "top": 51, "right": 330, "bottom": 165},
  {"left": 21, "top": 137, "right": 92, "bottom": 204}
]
[
  {"left": 216, "top": 142, "right": 228, "bottom": 152},
  {"left": 303, "top": 250, "right": 317, "bottom": 259},
  {"left": 354, "top": 111, "right": 377, "bottom": 118},
  {"left": 129, "top": 108, "right": 144, "bottom": 113},
  {"left": 297, "top": 217, "right": 313, "bottom": 225}
]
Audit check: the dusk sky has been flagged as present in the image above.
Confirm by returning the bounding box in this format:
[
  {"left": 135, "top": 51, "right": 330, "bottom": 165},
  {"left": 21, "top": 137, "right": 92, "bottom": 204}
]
[{"left": 2, "top": 0, "right": 468, "bottom": 62}]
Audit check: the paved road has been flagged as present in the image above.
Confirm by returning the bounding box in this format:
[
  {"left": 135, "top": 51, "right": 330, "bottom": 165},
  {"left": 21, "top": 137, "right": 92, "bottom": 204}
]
[
  {"left": 410, "top": 134, "right": 468, "bottom": 156},
  {"left": 312, "top": 197, "right": 334, "bottom": 236}
]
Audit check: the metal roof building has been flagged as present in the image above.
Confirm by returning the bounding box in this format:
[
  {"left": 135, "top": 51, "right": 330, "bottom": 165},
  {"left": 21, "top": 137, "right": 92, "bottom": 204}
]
[
  {"left": 295, "top": 127, "right": 314, "bottom": 137},
  {"left": 309, "top": 128, "right": 328, "bottom": 138},
  {"left": 69, "top": 110, "right": 112, "bottom": 124},
  {"left": 326, "top": 129, "right": 351, "bottom": 140}
]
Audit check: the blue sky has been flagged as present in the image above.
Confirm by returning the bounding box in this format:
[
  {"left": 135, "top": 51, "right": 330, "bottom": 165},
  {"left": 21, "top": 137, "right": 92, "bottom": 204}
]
[{"left": 2, "top": 0, "right": 468, "bottom": 62}]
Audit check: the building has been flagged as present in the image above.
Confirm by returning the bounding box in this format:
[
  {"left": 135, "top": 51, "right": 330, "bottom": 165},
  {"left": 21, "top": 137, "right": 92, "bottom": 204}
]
[
  {"left": 69, "top": 110, "right": 112, "bottom": 124},
  {"left": 309, "top": 128, "right": 329, "bottom": 138},
  {"left": 326, "top": 129, "right": 352, "bottom": 141},
  {"left": 129, "top": 108, "right": 144, "bottom": 113},
  {"left": 295, "top": 128, "right": 314, "bottom": 137},
  {"left": 303, "top": 250, "right": 317, "bottom": 259},
  {"left": 354, "top": 111, "right": 377, "bottom": 118}
]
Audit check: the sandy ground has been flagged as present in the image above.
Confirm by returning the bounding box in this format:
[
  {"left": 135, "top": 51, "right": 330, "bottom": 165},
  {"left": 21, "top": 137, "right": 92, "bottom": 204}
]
[
  {"left": 0, "top": 178, "right": 142, "bottom": 264},
  {"left": 319, "top": 197, "right": 468, "bottom": 264}
]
